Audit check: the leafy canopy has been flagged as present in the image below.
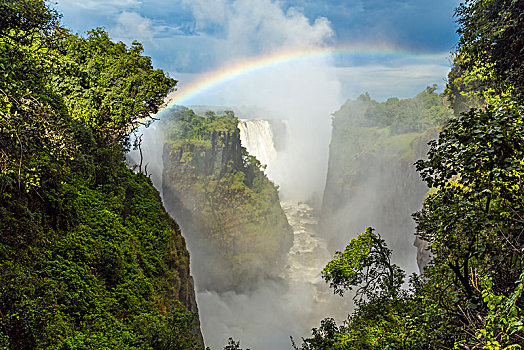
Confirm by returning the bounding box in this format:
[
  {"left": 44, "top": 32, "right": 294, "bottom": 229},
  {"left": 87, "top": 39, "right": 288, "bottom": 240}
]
[
  {"left": 0, "top": 1, "right": 202, "bottom": 349},
  {"left": 52, "top": 28, "right": 177, "bottom": 146},
  {"left": 322, "top": 227, "right": 405, "bottom": 303}
]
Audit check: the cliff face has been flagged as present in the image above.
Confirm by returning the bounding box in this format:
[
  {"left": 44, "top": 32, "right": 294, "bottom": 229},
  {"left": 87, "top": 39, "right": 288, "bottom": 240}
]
[
  {"left": 161, "top": 107, "right": 293, "bottom": 292},
  {"left": 320, "top": 90, "right": 450, "bottom": 273},
  {"left": 1, "top": 152, "right": 204, "bottom": 349},
  {"left": 0, "top": 13, "right": 204, "bottom": 347}
]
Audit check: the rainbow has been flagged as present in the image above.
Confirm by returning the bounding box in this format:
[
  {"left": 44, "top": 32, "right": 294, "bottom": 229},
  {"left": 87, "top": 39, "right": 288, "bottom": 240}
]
[{"left": 162, "top": 45, "right": 449, "bottom": 109}]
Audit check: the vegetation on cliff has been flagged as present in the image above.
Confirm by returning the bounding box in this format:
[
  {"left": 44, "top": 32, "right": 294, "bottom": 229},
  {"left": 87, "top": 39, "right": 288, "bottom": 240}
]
[
  {"left": 321, "top": 85, "right": 451, "bottom": 269},
  {"left": 337, "top": 86, "right": 451, "bottom": 135},
  {"left": 0, "top": 1, "right": 202, "bottom": 348},
  {"left": 325, "top": 85, "right": 450, "bottom": 184},
  {"left": 161, "top": 107, "right": 293, "bottom": 292},
  {"left": 301, "top": 0, "right": 524, "bottom": 348}
]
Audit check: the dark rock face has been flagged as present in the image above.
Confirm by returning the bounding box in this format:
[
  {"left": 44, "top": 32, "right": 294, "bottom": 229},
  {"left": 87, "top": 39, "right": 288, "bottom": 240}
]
[
  {"left": 414, "top": 235, "right": 432, "bottom": 273},
  {"left": 161, "top": 110, "right": 293, "bottom": 292},
  {"left": 320, "top": 116, "right": 438, "bottom": 274}
]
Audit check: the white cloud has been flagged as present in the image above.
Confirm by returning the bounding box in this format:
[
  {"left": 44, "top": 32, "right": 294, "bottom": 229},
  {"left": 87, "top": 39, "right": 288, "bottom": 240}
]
[
  {"left": 181, "top": 0, "right": 229, "bottom": 28},
  {"left": 56, "top": 0, "right": 141, "bottom": 13},
  {"left": 333, "top": 62, "right": 452, "bottom": 101},
  {"left": 226, "top": 0, "right": 333, "bottom": 51},
  {"left": 112, "top": 11, "right": 155, "bottom": 44},
  {"left": 180, "top": 0, "right": 333, "bottom": 63}
]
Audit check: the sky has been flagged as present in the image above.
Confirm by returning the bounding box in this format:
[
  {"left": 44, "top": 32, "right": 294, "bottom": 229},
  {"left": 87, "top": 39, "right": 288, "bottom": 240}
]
[{"left": 53, "top": 0, "right": 461, "bottom": 104}]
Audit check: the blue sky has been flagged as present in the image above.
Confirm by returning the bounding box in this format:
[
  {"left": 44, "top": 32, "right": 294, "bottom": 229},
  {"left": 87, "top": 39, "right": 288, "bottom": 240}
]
[
  {"left": 54, "top": 0, "right": 461, "bottom": 103},
  {"left": 286, "top": 0, "right": 459, "bottom": 52}
]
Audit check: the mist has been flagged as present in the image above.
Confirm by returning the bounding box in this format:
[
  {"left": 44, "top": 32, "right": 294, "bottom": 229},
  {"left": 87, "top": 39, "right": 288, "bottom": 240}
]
[
  {"left": 319, "top": 95, "right": 440, "bottom": 278},
  {"left": 127, "top": 1, "right": 347, "bottom": 348},
  {"left": 174, "top": 2, "right": 347, "bottom": 348},
  {"left": 322, "top": 154, "right": 426, "bottom": 276},
  {"left": 175, "top": 0, "right": 343, "bottom": 204},
  {"left": 128, "top": 113, "right": 352, "bottom": 349},
  {"left": 221, "top": 61, "right": 341, "bottom": 204},
  {"left": 126, "top": 0, "right": 442, "bottom": 348}
]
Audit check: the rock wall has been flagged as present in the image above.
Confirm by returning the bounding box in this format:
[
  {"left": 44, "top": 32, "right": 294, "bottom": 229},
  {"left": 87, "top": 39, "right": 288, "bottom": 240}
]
[
  {"left": 320, "top": 92, "right": 449, "bottom": 274},
  {"left": 161, "top": 107, "right": 293, "bottom": 292}
]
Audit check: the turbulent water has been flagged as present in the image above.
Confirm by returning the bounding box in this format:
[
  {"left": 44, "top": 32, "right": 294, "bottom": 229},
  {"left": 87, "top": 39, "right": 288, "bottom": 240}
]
[
  {"left": 280, "top": 201, "right": 350, "bottom": 325},
  {"left": 283, "top": 202, "right": 328, "bottom": 286},
  {"left": 238, "top": 120, "right": 348, "bottom": 315},
  {"left": 197, "top": 200, "right": 349, "bottom": 349}
]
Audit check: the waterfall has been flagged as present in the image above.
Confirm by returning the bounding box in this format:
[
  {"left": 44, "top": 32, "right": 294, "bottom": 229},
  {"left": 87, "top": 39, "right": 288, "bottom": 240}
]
[
  {"left": 238, "top": 119, "right": 277, "bottom": 168},
  {"left": 197, "top": 119, "right": 349, "bottom": 349},
  {"left": 129, "top": 115, "right": 349, "bottom": 348}
]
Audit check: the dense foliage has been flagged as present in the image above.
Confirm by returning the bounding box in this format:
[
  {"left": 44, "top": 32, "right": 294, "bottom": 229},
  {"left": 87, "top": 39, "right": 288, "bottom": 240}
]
[
  {"left": 326, "top": 86, "right": 451, "bottom": 190},
  {"left": 161, "top": 107, "right": 293, "bottom": 291},
  {"left": 322, "top": 228, "right": 404, "bottom": 303},
  {"left": 301, "top": 0, "right": 524, "bottom": 348},
  {"left": 337, "top": 85, "right": 451, "bottom": 135},
  {"left": 446, "top": 0, "right": 523, "bottom": 114},
  {"left": 52, "top": 29, "right": 176, "bottom": 146},
  {"left": 455, "top": 0, "right": 524, "bottom": 97},
  {"left": 0, "top": 1, "right": 202, "bottom": 349}
]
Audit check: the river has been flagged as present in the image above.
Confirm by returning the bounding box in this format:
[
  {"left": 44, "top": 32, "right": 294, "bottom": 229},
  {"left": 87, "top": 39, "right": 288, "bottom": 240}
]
[{"left": 197, "top": 200, "right": 349, "bottom": 349}]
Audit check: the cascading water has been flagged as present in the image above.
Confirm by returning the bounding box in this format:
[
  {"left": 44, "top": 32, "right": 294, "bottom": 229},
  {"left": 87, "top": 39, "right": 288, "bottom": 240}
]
[
  {"left": 280, "top": 201, "right": 350, "bottom": 321},
  {"left": 238, "top": 119, "right": 278, "bottom": 168},
  {"left": 237, "top": 121, "right": 331, "bottom": 290},
  {"left": 206, "top": 119, "right": 350, "bottom": 348},
  {"left": 129, "top": 117, "right": 349, "bottom": 349}
]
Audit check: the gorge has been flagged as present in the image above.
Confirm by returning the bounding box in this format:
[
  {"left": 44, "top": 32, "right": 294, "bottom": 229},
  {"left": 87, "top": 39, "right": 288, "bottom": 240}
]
[
  {"left": 3, "top": 0, "right": 522, "bottom": 348},
  {"left": 130, "top": 108, "right": 348, "bottom": 348},
  {"left": 128, "top": 90, "right": 449, "bottom": 348}
]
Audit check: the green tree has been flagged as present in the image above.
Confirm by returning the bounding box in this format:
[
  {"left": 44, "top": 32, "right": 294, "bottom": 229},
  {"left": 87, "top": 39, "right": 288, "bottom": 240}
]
[
  {"left": 455, "top": 0, "right": 524, "bottom": 97},
  {"left": 0, "top": 0, "right": 76, "bottom": 196},
  {"left": 413, "top": 98, "right": 524, "bottom": 347},
  {"left": 292, "top": 318, "right": 340, "bottom": 350},
  {"left": 0, "top": 0, "right": 59, "bottom": 41},
  {"left": 51, "top": 28, "right": 177, "bottom": 147},
  {"left": 298, "top": 232, "right": 441, "bottom": 350},
  {"left": 415, "top": 99, "right": 524, "bottom": 297},
  {"left": 1, "top": 2, "right": 204, "bottom": 349},
  {"left": 322, "top": 227, "right": 405, "bottom": 303}
]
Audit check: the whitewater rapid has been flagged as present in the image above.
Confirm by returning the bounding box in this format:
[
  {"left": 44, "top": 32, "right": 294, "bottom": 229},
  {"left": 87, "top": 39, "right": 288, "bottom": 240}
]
[
  {"left": 197, "top": 199, "right": 348, "bottom": 349},
  {"left": 281, "top": 202, "right": 350, "bottom": 325},
  {"left": 196, "top": 120, "right": 350, "bottom": 349}
]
